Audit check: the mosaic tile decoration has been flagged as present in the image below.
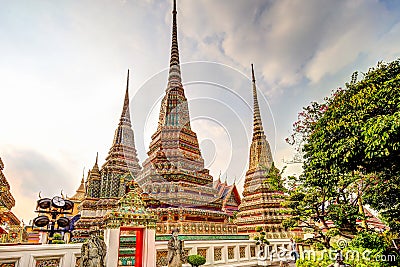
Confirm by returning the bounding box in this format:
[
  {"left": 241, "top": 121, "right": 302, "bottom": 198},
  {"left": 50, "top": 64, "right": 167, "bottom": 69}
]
[
  {"left": 35, "top": 258, "right": 60, "bottom": 267},
  {"left": 250, "top": 246, "right": 256, "bottom": 258},
  {"left": 239, "top": 246, "right": 246, "bottom": 258},
  {"left": 214, "top": 247, "right": 222, "bottom": 261},
  {"left": 197, "top": 248, "right": 207, "bottom": 259},
  {"left": 228, "top": 246, "right": 235, "bottom": 260},
  {"left": 156, "top": 250, "right": 168, "bottom": 267}
]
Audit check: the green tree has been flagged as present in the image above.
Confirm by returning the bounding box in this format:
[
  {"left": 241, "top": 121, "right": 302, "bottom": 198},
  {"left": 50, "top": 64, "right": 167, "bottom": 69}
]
[{"left": 284, "top": 59, "right": 400, "bottom": 246}]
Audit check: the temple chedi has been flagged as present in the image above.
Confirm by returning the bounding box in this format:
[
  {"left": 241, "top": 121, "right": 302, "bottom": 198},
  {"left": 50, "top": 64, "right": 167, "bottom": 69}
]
[
  {"left": 136, "top": 0, "right": 240, "bottom": 235},
  {"left": 0, "top": 157, "right": 26, "bottom": 243},
  {"left": 72, "top": 71, "right": 142, "bottom": 241},
  {"left": 68, "top": 173, "right": 86, "bottom": 216},
  {"left": 235, "top": 65, "right": 289, "bottom": 237}
]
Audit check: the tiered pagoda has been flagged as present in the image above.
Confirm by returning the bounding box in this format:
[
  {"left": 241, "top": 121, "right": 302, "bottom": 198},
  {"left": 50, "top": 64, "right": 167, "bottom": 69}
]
[
  {"left": 72, "top": 71, "right": 142, "bottom": 241},
  {"left": 235, "top": 65, "right": 289, "bottom": 237},
  {"left": 0, "top": 157, "right": 25, "bottom": 243},
  {"left": 136, "top": 0, "right": 240, "bottom": 235}
]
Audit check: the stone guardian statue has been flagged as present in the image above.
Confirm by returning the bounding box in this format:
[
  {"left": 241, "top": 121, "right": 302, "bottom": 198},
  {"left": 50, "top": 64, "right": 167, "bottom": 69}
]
[
  {"left": 167, "top": 228, "right": 184, "bottom": 267},
  {"left": 80, "top": 234, "right": 107, "bottom": 267}
]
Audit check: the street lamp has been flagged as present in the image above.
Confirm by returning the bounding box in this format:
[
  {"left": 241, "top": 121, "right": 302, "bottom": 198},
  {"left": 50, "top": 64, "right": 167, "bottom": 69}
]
[{"left": 32, "top": 195, "right": 74, "bottom": 244}]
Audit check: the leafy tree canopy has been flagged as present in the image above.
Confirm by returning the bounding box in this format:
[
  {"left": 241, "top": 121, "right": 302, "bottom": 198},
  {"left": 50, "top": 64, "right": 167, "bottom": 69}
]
[{"left": 284, "top": 59, "right": 400, "bottom": 246}]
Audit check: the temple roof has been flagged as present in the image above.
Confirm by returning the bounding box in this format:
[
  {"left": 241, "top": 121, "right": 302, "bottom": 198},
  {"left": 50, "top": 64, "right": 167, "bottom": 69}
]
[
  {"left": 214, "top": 177, "right": 241, "bottom": 209},
  {"left": 0, "top": 210, "right": 21, "bottom": 226},
  {"left": 103, "top": 182, "right": 157, "bottom": 229}
]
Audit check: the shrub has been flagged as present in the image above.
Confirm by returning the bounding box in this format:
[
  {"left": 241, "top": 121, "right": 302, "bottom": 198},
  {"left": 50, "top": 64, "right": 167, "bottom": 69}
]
[
  {"left": 187, "top": 254, "right": 206, "bottom": 267},
  {"left": 51, "top": 233, "right": 65, "bottom": 244}
]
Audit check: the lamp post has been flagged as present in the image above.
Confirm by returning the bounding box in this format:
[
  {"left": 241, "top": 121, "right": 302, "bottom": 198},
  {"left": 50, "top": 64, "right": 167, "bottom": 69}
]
[{"left": 32, "top": 195, "right": 74, "bottom": 244}]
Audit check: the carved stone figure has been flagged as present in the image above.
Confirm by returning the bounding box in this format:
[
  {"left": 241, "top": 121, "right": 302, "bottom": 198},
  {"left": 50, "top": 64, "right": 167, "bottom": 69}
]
[
  {"left": 167, "top": 228, "right": 184, "bottom": 267},
  {"left": 80, "top": 234, "right": 107, "bottom": 267}
]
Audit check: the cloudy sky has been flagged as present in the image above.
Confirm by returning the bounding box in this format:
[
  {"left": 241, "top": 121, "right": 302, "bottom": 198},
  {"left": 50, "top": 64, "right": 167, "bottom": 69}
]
[{"left": 1, "top": 0, "right": 399, "bottom": 223}]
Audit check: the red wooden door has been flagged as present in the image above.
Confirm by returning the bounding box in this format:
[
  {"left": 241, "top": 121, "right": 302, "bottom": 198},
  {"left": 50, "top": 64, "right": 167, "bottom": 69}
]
[{"left": 118, "top": 227, "right": 144, "bottom": 267}]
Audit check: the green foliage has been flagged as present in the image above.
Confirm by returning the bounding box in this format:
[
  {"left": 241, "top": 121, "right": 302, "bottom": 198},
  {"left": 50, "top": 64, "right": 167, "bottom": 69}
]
[
  {"left": 312, "top": 242, "right": 325, "bottom": 251},
  {"left": 284, "top": 59, "right": 400, "bottom": 248},
  {"left": 302, "top": 60, "right": 400, "bottom": 232},
  {"left": 51, "top": 233, "right": 65, "bottom": 244},
  {"left": 253, "top": 226, "right": 270, "bottom": 246},
  {"left": 255, "top": 226, "right": 263, "bottom": 232},
  {"left": 342, "top": 246, "right": 391, "bottom": 267},
  {"left": 264, "top": 163, "right": 286, "bottom": 192},
  {"left": 282, "top": 181, "right": 359, "bottom": 248},
  {"left": 187, "top": 255, "right": 206, "bottom": 267},
  {"left": 349, "top": 231, "right": 387, "bottom": 251},
  {"left": 53, "top": 233, "right": 62, "bottom": 240}
]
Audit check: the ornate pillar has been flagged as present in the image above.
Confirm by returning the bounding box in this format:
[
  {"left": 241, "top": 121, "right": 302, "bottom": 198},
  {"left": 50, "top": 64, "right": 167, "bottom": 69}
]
[{"left": 104, "top": 228, "right": 120, "bottom": 267}]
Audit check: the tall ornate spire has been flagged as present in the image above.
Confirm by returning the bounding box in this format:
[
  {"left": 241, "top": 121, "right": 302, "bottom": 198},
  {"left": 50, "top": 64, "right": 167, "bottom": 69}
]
[
  {"left": 120, "top": 70, "right": 131, "bottom": 126},
  {"left": 248, "top": 64, "right": 273, "bottom": 173},
  {"left": 235, "top": 66, "right": 287, "bottom": 235},
  {"left": 139, "top": 0, "right": 210, "bottom": 185},
  {"left": 70, "top": 171, "right": 86, "bottom": 202},
  {"left": 168, "top": 0, "right": 182, "bottom": 87},
  {"left": 252, "top": 64, "right": 264, "bottom": 134},
  {"left": 92, "top": 152, "right": 99, "bottom": 173},
  {"left": 101, "top": 70, "right": 142, "bottom": 198},
  {"left": 154, "top": 0, "right": 192, "bottom": 130},
  {"left": 86, "top": 154, "right": 101, "bottom": 198}
]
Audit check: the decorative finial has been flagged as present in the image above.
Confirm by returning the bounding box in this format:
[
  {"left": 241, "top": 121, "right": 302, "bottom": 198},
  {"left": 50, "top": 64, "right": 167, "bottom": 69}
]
[
  {"left": 81, "top": 167, "right": 85, "bottom": 183},
  {"left": 126, "top": 69, "right": 130, "bottom": 92},
  {"left": 251, "top": 64, "right": 256, "bottom": 82},
  {"left": 95, "top": 152, "right": 99, "bottom": 165},
  {"left": 251, "top": 64, "right": 264, "bottom": 134},
  {"left": 168, "top": 0, "right": 182, "bottom": 86},
  {"left": 120, "top": 70, "right": 132, "bottom": 125}
]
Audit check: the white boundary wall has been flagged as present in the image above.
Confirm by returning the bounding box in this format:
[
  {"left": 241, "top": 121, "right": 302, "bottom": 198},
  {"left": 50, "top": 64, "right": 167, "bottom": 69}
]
[
  {"left": 156, "top": 239, "right": 258, "bottom": 267},
  {"left": 0, "top": 238, "right": 291, "bottom": 267},
  {"left": 0, "top": 244, "right": 81, "bottom": 267}
]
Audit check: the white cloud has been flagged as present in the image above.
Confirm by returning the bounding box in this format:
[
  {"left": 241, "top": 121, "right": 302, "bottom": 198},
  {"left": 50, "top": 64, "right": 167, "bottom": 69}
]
[{"left": 177, "top": 0, "right": 399, "bottom": 88}]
